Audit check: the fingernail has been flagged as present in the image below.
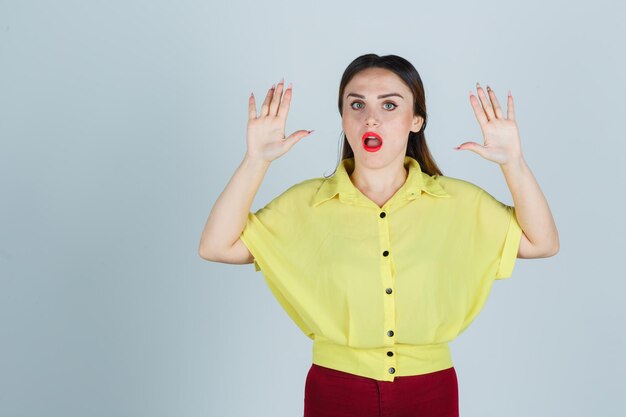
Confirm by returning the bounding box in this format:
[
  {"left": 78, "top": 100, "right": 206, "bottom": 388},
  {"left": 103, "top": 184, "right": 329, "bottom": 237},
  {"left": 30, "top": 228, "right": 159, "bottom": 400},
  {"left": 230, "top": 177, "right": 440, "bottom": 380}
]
[
  {"left": 280, "top": 77, "right": 284, "bottom": 84},
  {"left": 476, "top": 82, "right": 480, "bottom": 88},
  {"left": 308, "top": 129, "right": 315, "bottom": 134},
  {"left": 271, "top": 83, "right": 275, "bottom": 89},
  {"left": 287, "top": 82, "right": 292, "bottom": 90},
  {"left": 508, "top": 90, "right": 512, "bottom": 97},
  {"left": 486, "top": 85, "right": 491, "bottom": 92}
]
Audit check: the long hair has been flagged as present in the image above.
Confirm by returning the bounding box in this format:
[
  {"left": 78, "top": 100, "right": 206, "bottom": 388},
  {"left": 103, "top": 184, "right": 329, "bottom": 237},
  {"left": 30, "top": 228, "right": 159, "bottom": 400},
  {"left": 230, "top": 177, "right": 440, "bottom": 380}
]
[{"left": 326, "top": 53, "right": 444, "bottom": 178}]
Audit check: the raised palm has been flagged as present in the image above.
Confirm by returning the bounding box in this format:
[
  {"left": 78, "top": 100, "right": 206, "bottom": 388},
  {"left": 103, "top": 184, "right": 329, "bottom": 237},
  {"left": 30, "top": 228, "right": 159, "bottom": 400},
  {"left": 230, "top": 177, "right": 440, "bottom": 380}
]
[{"left": 246, "top": 79, "right": 313, "bottom": 163}]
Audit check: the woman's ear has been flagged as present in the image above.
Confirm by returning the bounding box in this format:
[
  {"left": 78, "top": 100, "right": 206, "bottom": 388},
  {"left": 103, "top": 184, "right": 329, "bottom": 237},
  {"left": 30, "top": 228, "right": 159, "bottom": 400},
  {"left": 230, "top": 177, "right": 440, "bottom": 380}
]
[{"left": 410, "top": 115, "right": 424, "bottom": 133}]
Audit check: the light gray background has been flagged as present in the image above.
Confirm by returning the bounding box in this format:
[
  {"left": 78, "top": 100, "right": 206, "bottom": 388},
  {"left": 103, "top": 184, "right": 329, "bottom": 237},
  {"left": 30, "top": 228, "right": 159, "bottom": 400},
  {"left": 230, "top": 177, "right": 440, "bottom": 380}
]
[{"left": 1, "top": 1, "right": 624, "bottom": 416}]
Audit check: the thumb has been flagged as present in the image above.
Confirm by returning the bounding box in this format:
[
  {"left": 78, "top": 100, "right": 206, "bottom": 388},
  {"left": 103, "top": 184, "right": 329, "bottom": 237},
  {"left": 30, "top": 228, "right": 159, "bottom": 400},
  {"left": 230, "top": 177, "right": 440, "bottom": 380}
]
[
  {"left": 453, "top": 141, "right": 486, "bottom": 157},
  {"left": 284, "top": 129, "right": 315, "bottom": 147}
]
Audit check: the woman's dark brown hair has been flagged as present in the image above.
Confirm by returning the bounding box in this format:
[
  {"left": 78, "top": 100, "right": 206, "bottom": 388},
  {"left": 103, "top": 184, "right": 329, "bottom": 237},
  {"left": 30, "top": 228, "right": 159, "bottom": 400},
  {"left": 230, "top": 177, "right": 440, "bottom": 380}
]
[{"left": 327, "top": 53, "right": 444, "bottom": 177}]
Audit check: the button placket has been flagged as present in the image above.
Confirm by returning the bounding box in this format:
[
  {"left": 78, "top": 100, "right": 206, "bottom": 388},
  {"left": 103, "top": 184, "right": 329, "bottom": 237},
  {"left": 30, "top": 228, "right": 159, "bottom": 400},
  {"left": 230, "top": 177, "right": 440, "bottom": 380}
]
[{"left": 378, "top": 209, "right": 396, "bottom": 376}]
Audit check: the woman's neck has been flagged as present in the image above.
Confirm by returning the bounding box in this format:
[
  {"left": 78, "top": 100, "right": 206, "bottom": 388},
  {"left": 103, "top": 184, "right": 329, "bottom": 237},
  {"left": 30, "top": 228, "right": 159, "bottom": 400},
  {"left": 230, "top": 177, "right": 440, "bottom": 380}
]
[{"left": 349, "top": 159, "right": 408, "bottom": 195}]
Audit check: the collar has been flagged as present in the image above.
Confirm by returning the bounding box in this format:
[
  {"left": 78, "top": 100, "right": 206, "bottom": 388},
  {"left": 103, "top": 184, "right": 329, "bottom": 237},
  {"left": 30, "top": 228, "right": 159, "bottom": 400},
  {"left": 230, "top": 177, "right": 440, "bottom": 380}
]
[{"left": 312, "top": 155, "right": 450, "bottom": 207}]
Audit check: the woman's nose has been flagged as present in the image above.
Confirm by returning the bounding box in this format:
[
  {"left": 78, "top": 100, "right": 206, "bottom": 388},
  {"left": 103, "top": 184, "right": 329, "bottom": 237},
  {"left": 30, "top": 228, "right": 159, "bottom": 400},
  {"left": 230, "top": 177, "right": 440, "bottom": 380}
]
[{"left": 365, "top": 110, "right": 380, "bottom": 126}]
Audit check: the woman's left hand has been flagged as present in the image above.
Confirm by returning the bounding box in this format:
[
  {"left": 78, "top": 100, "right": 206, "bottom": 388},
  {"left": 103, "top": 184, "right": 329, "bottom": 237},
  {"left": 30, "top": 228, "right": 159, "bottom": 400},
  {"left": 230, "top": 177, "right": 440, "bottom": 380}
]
[{"left": 454, "top": 83, "right": 523, "bottom": 166}]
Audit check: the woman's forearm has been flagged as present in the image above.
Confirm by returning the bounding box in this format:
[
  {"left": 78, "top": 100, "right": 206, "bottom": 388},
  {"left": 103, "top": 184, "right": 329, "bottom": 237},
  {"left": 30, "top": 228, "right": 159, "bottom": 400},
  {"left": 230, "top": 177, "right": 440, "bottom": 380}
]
[
  {"left": 198, "top": 153, "right": 271, "bottom": 259},
  {"left": 500, "top": 155, "right": 559, "bottom": 255}
]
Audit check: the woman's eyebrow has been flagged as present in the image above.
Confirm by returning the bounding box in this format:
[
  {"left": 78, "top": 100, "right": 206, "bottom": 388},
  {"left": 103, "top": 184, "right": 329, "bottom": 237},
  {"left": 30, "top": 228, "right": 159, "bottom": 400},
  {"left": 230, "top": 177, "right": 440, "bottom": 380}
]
[{"left": 346, "top": 93, "right": 405, "bottom": 100}]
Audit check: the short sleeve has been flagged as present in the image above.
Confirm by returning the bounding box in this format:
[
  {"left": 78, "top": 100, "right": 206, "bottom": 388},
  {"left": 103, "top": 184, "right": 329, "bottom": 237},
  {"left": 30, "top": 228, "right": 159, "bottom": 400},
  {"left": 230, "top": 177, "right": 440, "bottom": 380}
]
[
  {"left": 237, "top": 185, "right": 317, "bottom": 340},
  {"left": 240, "top": 200, "right": 283, "bottom": 273},
  {"left": 475, "top": 188, "right": 523, "bottom": 280},
  {"left": 239, "top": 185, "right": 302, "bottom": 274}
]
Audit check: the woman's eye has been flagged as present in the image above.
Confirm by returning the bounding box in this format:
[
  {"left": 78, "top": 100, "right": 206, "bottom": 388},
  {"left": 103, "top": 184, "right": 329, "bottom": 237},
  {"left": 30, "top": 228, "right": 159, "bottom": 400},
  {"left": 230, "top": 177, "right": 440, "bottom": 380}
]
[{"left": 350, "top": 101, "right": 397, "bottom": 110}]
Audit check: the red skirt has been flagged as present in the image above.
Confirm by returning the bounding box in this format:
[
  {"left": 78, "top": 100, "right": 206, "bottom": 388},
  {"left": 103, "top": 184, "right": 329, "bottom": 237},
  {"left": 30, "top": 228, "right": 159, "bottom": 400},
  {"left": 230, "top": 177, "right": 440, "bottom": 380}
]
[{"left": 304, "top": 363, "right": 459, "bottom": 417}]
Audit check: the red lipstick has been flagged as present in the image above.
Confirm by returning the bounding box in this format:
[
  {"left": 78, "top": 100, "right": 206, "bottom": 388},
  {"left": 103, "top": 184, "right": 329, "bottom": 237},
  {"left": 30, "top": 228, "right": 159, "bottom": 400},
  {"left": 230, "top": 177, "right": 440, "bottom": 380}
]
[{"left": 362, "top": 132, "right": 383, "bottom": 152}]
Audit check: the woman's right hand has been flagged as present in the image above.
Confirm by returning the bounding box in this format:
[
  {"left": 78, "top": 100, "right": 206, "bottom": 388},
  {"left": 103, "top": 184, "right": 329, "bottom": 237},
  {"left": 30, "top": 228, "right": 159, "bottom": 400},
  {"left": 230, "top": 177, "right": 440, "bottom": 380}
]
[{"left": 246, "top": 79, "right": 314, "bottom": 163}]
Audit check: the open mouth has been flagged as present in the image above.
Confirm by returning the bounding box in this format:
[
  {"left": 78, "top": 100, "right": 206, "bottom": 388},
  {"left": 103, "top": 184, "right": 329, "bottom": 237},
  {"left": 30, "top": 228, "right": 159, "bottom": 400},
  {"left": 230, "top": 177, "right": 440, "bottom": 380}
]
[{"left": 362, "top": 132, "right": 383, "bottom": 152}]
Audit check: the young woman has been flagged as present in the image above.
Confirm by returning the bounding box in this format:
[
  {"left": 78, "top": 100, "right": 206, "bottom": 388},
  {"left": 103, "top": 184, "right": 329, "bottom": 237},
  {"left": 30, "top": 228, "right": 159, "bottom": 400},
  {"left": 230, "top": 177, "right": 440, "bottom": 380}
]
[{"left": 199, "top": 54, "right": 559, "bottom": 417}]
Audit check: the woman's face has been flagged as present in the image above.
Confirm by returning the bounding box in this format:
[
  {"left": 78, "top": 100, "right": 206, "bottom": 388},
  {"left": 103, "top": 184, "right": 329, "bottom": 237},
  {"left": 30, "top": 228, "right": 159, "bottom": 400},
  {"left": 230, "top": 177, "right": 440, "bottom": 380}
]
[{"left": 341, "top": 67, "right": 423, "bottom": 167}]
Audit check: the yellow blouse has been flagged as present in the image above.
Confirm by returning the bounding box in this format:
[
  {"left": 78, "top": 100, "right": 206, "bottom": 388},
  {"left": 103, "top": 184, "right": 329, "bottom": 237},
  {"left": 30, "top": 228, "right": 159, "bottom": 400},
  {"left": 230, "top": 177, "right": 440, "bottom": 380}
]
[{"left": 240, "top": 155, "right": 523, "bottom": 382}]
